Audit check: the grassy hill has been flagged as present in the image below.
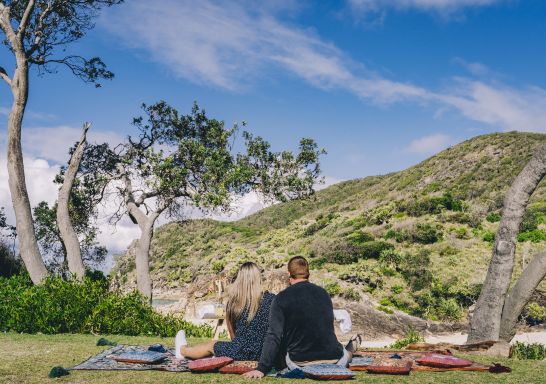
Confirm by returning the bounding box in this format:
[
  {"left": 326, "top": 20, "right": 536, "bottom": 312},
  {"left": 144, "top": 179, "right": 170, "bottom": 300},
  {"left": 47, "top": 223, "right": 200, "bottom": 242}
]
[{"left": 112, "top": 132, "right": 546, "bottom": 323}]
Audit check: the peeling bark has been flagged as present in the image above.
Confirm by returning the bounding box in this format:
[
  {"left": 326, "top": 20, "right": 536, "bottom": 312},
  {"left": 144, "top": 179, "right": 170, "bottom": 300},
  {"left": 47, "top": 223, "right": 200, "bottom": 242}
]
[
  {"left": 499, "top": 252, "right": 546, "bottom": 341},
  {"left": 56, "top": 123, "right": 90, "bottom": 279},
  {"left": 6, "top": 55, "right": 48, "bottom": 284},
  {"left": 468, "top": 142, "right": 546, "bottom": 343}
]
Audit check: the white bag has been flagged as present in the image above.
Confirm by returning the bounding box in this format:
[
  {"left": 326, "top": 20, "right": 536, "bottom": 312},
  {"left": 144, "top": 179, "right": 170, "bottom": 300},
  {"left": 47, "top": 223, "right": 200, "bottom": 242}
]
[{"left": 333, "top": 309, "right": 352, "bottom": 334}]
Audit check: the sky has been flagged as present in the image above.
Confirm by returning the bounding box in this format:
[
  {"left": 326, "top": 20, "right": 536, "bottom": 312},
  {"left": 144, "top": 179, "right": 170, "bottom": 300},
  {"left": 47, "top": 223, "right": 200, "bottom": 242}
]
[{"left": 1, "top": 0, "right": 545, "bottom": 264}]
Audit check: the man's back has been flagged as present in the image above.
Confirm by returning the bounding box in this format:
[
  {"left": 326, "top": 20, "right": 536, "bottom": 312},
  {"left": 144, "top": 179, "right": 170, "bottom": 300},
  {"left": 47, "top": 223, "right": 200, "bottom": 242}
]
[
  {"left": 280, "top": 281, "right": 342, "bottom": 361},
  {"left": 257, "top": 280, "right": 343, "bottom": 373}
]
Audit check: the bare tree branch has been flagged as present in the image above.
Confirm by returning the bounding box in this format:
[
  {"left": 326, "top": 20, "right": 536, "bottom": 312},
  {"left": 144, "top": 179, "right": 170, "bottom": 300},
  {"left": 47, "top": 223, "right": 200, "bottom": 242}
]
[
  {"left": 0, "top": 3, "right": 17, "bottom": 44},
  {"left": 499, "top": 252, "right": 546, "bottom": 341},
  {"left": 26, "top": 1, "right": 53, "bottom": 56},
  {"left": 17, "top": 0, "right": 36, "bottom": 37},
  {"left": 0, "top": 65, "right": 11, "bottom": 86}
]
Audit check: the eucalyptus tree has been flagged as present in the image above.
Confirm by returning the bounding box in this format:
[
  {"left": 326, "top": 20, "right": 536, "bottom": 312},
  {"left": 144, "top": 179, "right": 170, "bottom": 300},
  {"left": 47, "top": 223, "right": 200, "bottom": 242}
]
[
  {"left": 0, "top": 0, "right": 122, "bottom": 283},
  {"left": 89, "top": 101, "right": 324, "bottom": 300},
  {"left": 468, "top": 141, "right": 546, "bottom": 343}
]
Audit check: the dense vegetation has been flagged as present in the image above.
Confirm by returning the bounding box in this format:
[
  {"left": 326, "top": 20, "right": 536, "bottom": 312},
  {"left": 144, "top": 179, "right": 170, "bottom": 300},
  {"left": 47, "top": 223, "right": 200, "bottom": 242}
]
[
  {"left": 113, "top": 132, "right": 546, "bottom": 323},
  {"left": 0, "top": 273, "right": 211, "bottom": 337}
]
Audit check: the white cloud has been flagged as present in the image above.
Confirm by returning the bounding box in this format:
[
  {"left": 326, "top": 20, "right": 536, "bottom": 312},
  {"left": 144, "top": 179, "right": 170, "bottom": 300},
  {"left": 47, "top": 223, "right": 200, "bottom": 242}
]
[
  {"left": 100, "top": 0, "right": 546, "bottom": 133},
  {"left": 405, "top": 133, "right": 453, "bottom": 154},
  {"left": 437, "top": 80, "right": 546, "bottom": 132},
  {"left": 21, "top": 125, "right": 124, "bottom": 163},
  {"left": 0, "top": 106, "right": 9, "bottom": 116},
  {"left": 348, "top": 0, "right": 501, "bottom": 15}
]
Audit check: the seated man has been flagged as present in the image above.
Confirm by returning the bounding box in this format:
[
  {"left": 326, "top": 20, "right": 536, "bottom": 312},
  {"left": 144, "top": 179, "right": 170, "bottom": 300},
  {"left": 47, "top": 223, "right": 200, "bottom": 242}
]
[{"left": 243, "top": 256, "right": 360, "bottom": 379}]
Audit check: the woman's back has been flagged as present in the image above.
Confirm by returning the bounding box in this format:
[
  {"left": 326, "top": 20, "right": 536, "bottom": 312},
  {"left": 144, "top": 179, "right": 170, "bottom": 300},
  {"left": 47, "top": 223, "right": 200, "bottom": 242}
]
[{"left": 214, "top": 291, "right": 275, "bottom": 361}]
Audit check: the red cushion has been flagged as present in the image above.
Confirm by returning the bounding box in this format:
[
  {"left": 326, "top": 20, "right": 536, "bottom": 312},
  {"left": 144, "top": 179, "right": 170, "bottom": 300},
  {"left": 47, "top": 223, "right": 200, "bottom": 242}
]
[
  {"left": 366, "top": 361, "right": 412, "bottom": 375},
  {"left": 188, "top": 356, "right": 233, "bottom": 372},
  {"left": 219, "top": 361, "right": 258, "bottom": 374},
  {"left": 416, "top": 354, "right": 473, "bottom": 368}
]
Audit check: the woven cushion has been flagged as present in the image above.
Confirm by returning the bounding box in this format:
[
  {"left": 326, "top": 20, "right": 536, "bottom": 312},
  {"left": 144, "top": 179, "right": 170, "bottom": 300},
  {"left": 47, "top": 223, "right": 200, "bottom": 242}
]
[
  {"left": 366, "top": 361, "right": 412, "bottom": 375},
  {"left": 219, "top": 361, "right": 258, "bottom": 374},
  {"left": 416, "top": 354, "right": 473, "bottom": 368},
  {"left": 301, "top": 364, "right": 355, "bottom": 380},
  {"left": 111, "top": 351, "right": 166, "bottom": 364},
  {"left": 188, "top": 356, "right": 233, "bottom": 372}
]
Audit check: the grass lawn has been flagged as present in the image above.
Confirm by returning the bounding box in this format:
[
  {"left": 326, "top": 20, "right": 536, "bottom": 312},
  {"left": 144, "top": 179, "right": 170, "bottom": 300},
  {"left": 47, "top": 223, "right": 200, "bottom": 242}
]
[{"left": 0, "top": 332, "right": 545, "bottom": 383}]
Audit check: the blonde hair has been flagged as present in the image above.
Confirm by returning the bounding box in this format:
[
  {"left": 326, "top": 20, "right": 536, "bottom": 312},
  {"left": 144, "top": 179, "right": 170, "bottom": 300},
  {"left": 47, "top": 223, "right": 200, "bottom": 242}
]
[{"left": 226, "top": 262, "right": 263, "bottom": 326}]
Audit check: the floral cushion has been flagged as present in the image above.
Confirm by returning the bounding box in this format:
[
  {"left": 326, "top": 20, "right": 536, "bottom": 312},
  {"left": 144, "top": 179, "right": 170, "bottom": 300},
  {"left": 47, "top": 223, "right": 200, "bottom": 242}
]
[
  {"left": 188, "top": 356, "right": 233, "bottom": 372},
  {"left": 300, "top": 364, "right": 355, "bottom": 380},
  {"left": 219, "top": 361, "right": 258, "bottom": 374},
  {"left": 416, "top": 354, "right": 473, "bottom": 368}
]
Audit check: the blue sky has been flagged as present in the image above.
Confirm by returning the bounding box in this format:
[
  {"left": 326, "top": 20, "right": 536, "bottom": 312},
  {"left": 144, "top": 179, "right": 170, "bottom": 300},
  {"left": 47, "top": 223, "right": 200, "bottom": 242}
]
[{"left": 1, "top": 0, "right": 545, "bottom": 255}]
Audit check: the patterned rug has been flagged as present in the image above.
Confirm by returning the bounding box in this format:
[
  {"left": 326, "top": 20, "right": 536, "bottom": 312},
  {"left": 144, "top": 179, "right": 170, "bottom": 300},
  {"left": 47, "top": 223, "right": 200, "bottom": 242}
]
[{"left": 71, "top": 345, "right": 189, "bottom": 372}]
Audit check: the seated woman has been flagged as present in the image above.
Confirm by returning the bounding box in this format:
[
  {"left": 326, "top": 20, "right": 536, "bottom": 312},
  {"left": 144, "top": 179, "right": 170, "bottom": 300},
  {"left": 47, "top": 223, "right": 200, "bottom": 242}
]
[{"left": 177, "top": 262, "right": 275, "bottom": 361}]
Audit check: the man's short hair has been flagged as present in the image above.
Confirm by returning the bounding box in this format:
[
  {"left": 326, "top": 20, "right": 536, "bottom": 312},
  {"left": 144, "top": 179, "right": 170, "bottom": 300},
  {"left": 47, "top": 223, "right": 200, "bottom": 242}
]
[{"left": 288, "top": 256, "right": 309, "bottom": 279}]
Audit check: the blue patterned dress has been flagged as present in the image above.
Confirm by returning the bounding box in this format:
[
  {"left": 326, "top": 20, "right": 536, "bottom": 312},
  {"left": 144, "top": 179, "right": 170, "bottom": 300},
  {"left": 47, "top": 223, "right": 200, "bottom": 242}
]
[{"left": 213, "top": 291, "right": 275, "bottom": 361}]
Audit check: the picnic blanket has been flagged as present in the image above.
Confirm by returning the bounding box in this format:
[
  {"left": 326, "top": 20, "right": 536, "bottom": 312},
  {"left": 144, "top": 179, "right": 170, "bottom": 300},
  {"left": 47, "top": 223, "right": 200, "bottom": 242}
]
[{"left": 71, "top": 345, "right": 189, "bottom": 372}]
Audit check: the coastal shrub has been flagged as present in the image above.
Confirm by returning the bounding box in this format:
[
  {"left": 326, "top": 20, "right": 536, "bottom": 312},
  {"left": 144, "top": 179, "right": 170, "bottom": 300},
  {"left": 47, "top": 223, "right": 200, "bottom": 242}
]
[
  {"left": 524, "top": 302, "right": 546, "bottom": 325},
  {"left": 0, "top": 240, "right": 21, "bottom": 278},
  {"left": 520, "top": 202, "right": 546, "bottom": 233},
  {"left": 358, "top": 241, "right": 395, "bottom": 260},
  {"left": 389, "top": 327, "right": 424, "bottom": 349},
  {"left": 346, "top": 230, "right": 374, "bottom": 244},
  {"left": 517, "top": 229, "right": 546, "bottom": 243},
  {"left": 511, "top": 342, "right": 546, "bottom": 360},
  {"left": 341, "top": 287, "right": 361, "bottom": 301},
  {"left": 0, "top": 274, "right": 212, "bottom": 337},
  {"left": 379, "top": 248, "right": 404, "bottom": 270},
  {"left": 401, "top": 249, "right": 433, "bottom": 291},
  {"left": 409, "top": 223, "right": 443, "bottom": 244},
  {"left": 453, "top": 227, "right": 469, "bottom": 239},
  {"left": 211, "top": 259, "right": 226, "bottom": 273},
  {"left": 486, "top": 212, "right": 501, "bottom": 223},
  {"left": 328, "top": 239, "right": 394, "bottom": 264},
  {"left": 399, "top": 192, "right": 464, "bottom": 217},
  {"left": 324, "top": 281, "right": 341, "bottom": 297},
  {"left": 304, "top": 212, "right": 338, "bottom": 236},
  {"left": 482, "top": 230, "right": 495, "bottom": 243},
  {"left": 363, "top": 203, "right": 397, "bottom": 225}
]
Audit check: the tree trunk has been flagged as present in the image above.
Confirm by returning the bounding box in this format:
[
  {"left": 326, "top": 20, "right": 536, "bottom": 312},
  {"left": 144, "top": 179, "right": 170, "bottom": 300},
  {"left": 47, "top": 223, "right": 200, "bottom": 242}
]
[
  {"left": 468, "top": 142, "right": 546, "bottom": 343},
  {"left": 56, "top": 123, "right": 90, "bottom": 279},
  {"left": 499, "top": 252, "right": 546, "bottom": 341},
  {"left": 135, "top": 219, "right": 154, "bottom": 302},
  {"left": 7, "top": 56, "right": 48, "bottom": 284}
]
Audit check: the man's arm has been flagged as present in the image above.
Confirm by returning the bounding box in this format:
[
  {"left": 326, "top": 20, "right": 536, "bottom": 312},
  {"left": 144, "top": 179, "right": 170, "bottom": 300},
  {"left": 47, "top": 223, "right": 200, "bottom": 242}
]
[
  {"left": 257, "top": 297, "right": 284, "bottom": 373},
  {"left": 243, "top": 297, "right": 285, "bottom": 378}
]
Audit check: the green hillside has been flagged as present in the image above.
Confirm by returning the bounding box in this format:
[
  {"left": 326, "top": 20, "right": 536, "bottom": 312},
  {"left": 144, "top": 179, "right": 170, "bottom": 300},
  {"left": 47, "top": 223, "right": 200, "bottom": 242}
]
[{"left": 112, "top": 132, "right": 546, "bottom": 323}]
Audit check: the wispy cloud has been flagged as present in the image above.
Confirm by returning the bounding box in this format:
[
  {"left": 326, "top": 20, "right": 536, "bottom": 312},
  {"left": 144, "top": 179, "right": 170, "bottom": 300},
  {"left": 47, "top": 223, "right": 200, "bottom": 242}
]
[
  {"left": 405, "top": 133, "right": 453, "bottom": 154},
  {"left": 451, "top": 57, "right": 490, "bottom": 76},
  {"left": 101, "top": 0, "right": 546, "bottom": 133},
  {"left": 348, "top": 0, "right": 502, "bottom": 17}
]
